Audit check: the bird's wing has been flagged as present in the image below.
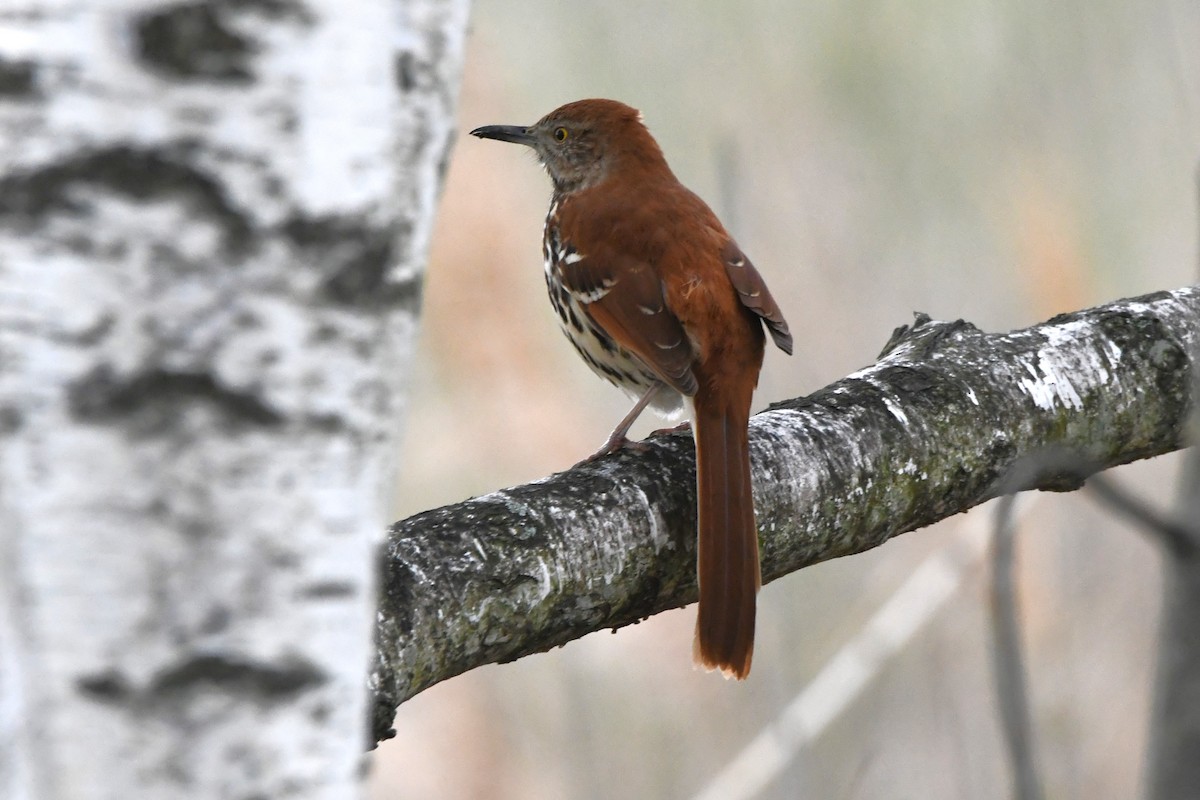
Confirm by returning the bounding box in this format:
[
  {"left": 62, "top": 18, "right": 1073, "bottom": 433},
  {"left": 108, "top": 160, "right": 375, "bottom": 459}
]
[
  {"left": 557, "top": 250, "right": 699, "bottom": 397},
  {"left": 721, "top": 241, "right": 793, "bottom": 355}
]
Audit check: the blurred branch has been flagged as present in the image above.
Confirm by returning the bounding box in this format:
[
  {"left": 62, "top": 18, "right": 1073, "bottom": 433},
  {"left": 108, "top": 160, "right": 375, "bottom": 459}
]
[
  {"left": 991, "top": 497, "right": 1043, "bottom": 800},
  {"left": 989, "top": 455, "right": 1072, "bottom": 800},
  {"left": 370, "top": 286, "right": 1199, "bottom": 743},
  {"left": 984, "top": 451, "right": 1194, "bottom": 800},
  {"left": 1086, "top": 474, "right": 1200, "bottom": 555},
  {"left": 1146, "top": 439, "right": 1200, "bottom": 800}
]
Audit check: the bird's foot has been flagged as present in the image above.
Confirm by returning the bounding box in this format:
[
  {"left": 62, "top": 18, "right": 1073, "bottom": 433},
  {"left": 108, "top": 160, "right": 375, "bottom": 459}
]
[
  {"left": 650, "top": 421, "right": 692, "bottom": 437},
  {"left": 573, "top": 433, "right": 651, "bottom": 467}
]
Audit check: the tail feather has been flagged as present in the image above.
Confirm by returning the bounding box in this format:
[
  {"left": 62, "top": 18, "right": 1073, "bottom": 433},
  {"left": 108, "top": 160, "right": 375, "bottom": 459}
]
[{"left": 692, "top": 385, "right": 759, "bottom": 679}]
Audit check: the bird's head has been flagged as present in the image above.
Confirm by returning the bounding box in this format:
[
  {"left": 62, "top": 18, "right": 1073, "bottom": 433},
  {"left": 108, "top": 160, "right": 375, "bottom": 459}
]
[{"left": 470, "top": 98, "right": 667, "bottom": 195}]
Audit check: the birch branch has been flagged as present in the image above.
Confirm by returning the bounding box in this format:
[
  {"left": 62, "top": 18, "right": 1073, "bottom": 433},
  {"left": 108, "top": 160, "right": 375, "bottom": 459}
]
[{"left": 370, "top": 285, "right": 1199, "bottom": 742}]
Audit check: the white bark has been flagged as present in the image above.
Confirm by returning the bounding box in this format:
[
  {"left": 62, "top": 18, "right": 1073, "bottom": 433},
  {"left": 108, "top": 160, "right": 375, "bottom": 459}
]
[{"left": 0, "top": 1, "right": 468, "bottom": 798}]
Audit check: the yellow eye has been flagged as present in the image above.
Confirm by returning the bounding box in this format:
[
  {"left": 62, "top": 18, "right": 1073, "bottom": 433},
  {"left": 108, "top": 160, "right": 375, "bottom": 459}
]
[{"left": 553, "top": 127, "right": 568, "bottom": 142}]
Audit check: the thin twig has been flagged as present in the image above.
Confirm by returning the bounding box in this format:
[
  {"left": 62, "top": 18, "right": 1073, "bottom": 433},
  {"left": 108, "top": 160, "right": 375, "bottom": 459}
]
[
  {"left": 1086, "top": 474, "right": 1200, "bottom": 557},
  {"left": 988, "top": 450, "right": 1090, "bottom": 800}
]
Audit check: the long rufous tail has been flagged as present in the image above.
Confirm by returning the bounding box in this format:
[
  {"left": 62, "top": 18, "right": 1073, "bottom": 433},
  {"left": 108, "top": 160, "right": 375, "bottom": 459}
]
[{"left": 692, "top": 382, "right": 760, "bottom": 679}]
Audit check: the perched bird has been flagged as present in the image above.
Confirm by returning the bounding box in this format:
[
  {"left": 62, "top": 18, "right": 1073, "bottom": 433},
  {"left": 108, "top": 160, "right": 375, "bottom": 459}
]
[{"left": 471, "top": 99, "right": 791, "bottom": 678}]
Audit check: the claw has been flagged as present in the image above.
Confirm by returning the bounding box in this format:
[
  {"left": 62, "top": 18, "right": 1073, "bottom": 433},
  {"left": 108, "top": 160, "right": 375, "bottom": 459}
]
[
  {"left": 573, "top": 433, "right": 651, "bottom": 467},
  {"left": 650, "top": 421, "right": 692, "bottom": 438},
  {"left": 571, "top": 382, "right": 664, "bottom": 467}
]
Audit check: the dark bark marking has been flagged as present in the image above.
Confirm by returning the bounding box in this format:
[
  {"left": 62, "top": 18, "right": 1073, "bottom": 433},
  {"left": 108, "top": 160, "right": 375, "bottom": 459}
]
[
  {"left": 298, "top": 580, "right": 357, "bottom": 599},
  {"left": 0, "top": 405, "right": 23, "bottom": 433},
  {"left": 68, "top": 365, "right": 284, "bottom": 431},
  {"left": 436, "top": 128, "right": 457, "bottom": 185},
  {"left": 200, "top": 606, "right": 231, "bottom": 634},
  {"left": 72, "top": 312, "right": 117, "bottom": 346},
  {"left": 394, "top": 25, "right": 447, "bottom": 94},
  {"left": 133, "top": 0, "right": 313, "bottom": 84},
  {"left": 303, "top": 411, "right": 349, "bottom": 433},
  {"left": 0, "top": 146, "right": 253, "bottom": 254},
  {"left": 876, "top": 364, "right": 937, "bottom": 394},
  {"left": 394, "top": 51, "right": 417, "bottom": 92},
  {"left": 77, "top": 670, "right": 134, "bottom": 701},
  {"left": 78, "top": 654, "right": 326, "bottom": 705},
  {"left": 282, "top": 214, "right": 422, "bottom": 310},
  {"left": 152, "top": 653, "right": 326, "bottom": 699},
  {"left": 1098, "top": 310, "right": 1192, "bottom": 438},
  {"left": 135, "top": 3, "right": 257, "bottom": 83},
  {"left": 0, "top": 57, "right": 37, "bottom": 97}
]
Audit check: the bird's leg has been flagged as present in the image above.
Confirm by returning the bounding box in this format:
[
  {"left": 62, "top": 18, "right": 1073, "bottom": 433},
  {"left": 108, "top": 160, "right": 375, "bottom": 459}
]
[{"left": 579, "top": 382, "right": 662, "bottom": 463}]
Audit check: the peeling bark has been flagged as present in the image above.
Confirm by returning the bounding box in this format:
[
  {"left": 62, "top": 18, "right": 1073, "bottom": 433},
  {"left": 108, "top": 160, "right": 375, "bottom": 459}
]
[
  {"left": 0, "top": 1, "right": 468, "bottom": 798},
  {"left": 371, "top": 286, "right": 1199, "bottom": 742}
]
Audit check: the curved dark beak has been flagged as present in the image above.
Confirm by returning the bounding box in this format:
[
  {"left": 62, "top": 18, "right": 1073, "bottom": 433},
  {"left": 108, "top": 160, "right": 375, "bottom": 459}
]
[{"left": 469, "top": 124, "right": 535, "bottom": 146}]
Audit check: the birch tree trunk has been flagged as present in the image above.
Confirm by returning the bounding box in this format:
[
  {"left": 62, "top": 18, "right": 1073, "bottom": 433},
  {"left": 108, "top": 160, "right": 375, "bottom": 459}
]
[{"left": 0, "top": 1, "right": 467, "bottom": 798}]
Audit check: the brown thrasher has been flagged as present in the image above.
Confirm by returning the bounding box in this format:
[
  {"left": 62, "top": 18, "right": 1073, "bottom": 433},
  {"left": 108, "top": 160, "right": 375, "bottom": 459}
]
[{"left": 471, "top": 99, "right": 791, "bottom": 678}]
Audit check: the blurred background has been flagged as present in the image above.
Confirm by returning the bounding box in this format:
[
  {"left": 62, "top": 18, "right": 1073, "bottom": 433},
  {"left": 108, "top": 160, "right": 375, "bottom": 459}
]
[{"left": 372, "top": 2, "right": 1200, "bottom": 798}]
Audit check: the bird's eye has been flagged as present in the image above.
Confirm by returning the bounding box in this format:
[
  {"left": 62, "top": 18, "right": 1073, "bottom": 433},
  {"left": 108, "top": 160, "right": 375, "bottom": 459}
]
[{"left": 553, "top": 127, "right": 569, "bottom": 142}]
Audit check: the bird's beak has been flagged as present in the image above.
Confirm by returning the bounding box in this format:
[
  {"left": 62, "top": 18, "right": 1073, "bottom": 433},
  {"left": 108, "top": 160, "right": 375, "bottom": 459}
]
[{"left": 469, "top": 124, "right": 536, "bottom": 146}]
